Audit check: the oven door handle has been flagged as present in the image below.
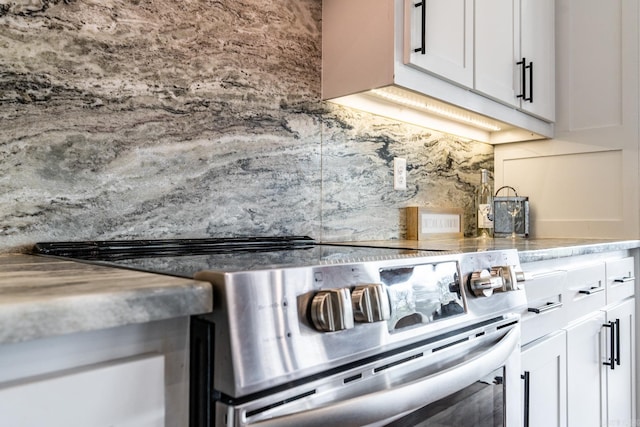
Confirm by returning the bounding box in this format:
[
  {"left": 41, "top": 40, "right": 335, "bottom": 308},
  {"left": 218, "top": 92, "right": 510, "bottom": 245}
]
[{"left": 248, "top": 326, "right": 519, "bottom": 427}]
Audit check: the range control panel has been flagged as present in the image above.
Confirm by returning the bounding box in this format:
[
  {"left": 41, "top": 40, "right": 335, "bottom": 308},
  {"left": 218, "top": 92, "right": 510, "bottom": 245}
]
[{"left": 308, "top": 257, "right": 526, "bottom": 333}]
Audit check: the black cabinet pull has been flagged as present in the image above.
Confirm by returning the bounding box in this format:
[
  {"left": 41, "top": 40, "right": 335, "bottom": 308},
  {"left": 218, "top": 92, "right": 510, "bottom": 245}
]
[
  {"left": 414, "top": 1, "right": 426, "bottom": 54},
  {"left": 521, "top": 371, "right": 530, "bottom": 427},
  {"left": 527, "top": 61, "right": 534, "bottom": 102},
  {"left": 527, "top": 301, "right": 562, "bottom": 314},
  {"left": 615, "top": 318, "right": 621, "bottom": 366},
  {"left": 578, "top": 286, "right": 604, "bottom": 295},
  {"left": 603, "top": 319, "right": 620, "bottom": 370},
  {"left": 517, "top": 58, "right": 526, "bottom": 100},
  {"left": 517, "top": 58, "right": 534, "bottom": 103}
]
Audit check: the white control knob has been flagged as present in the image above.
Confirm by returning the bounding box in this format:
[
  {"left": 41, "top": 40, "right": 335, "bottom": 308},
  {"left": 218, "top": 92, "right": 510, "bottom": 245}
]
[
  {"left": 351, "top": 283, "right": 391, "bottom": 323},
  {"left": 310, "top": 288, "right": 355, "bottom": 332}
]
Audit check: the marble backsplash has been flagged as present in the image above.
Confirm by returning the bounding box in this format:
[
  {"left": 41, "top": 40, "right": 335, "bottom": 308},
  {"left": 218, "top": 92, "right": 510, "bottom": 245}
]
[{"left": 0, "top": 0, "right": 492, "bottom": 252}]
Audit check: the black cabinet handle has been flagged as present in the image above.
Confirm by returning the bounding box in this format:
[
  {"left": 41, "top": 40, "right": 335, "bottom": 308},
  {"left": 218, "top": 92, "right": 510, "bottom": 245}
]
[
  {"left": 528, "top": 61, "right": 534, "bottom": 102},
  {"left": 517, "top": 58, "right": 526, "bottom": 100},
  {"left": 578, "top": 286, "right": 604, "bottom": 295},
  {"left": 517, "top": 58, "right": 534, "bottom": 103},
  {"left": 615, "top": 318, "right": 621, "bottom": 366},
  {"left": 521, "top": 371, "right": 530, "bottom": 427},
  {"left": 414, "top": 1, "right": 426, "bottom": 54},
  {"left": 603, "top": 319, "right": 621, "bottom": 370},
  {"left": 527, "top": 301, "right": 562, "bottom": 314}
]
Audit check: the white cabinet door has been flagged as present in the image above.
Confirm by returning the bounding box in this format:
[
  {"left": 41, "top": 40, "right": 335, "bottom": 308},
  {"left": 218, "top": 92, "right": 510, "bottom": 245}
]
[
  {"left": 461, "top": 0, "right": 555, "bottom": 120},
  {"left": 605, "top": 298, "right": 636, "bottom": 426},
  {"left": 475, "top": 0, "right": 518, "bottom": 106},
  {"left": 405, "top": 0, "right": 474, "bottom": 87},
  {"left": 564, "top": 299, "right": 636, "bottom": 427},
  {"left": 565, "top": 311, "right": 606, "bottom": 427},
  {"left": 0, "top": 354, "right": 165, "bottom": 427},
  {"left": 521, "top": 331, "right": 567, "bottom": 427},
  {"left": 519, "top": 0, "right": 555, "bottom": 121}
]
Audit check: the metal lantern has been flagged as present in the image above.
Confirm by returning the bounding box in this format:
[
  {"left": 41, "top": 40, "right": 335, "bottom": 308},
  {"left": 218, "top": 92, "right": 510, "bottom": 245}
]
[{"left": 493, "top": 186, "right": 530, "bottom": 238}]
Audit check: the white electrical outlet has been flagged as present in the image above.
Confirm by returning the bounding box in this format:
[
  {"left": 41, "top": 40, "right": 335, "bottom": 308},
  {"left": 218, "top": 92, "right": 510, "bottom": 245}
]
[{"left": 394, "top": 157, "right": 407, "bottom": 190}]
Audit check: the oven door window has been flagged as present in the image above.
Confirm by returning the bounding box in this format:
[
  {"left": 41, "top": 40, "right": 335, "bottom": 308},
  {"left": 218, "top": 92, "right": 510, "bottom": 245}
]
[{"left": 384, "top": 368, "right": 505, "bottom": 427}]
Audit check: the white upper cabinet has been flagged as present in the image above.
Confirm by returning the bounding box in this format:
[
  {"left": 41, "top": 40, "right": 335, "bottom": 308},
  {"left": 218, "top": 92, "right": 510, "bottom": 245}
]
[
  {"left": 475, "top": 0, "right": 555, "bottom": 121},
  {"left": 475, "top": 0, "right": 518, "bottom": 107},
  {"left": 405, "top": 0, "right": 474, "bottom": 87},
  {"left": 322, "top": 0, "right": 556, "bottom": 143},
  {"left": 405, "top": 0, "right": 555, "bottom": 121},
  {"left": 519, "top": 0, "right": 556, "bottom": 120}
]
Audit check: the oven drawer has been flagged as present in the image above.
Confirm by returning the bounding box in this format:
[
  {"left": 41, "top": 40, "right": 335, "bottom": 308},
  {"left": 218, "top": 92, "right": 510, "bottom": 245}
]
[
  {"left": 521, "top": 270, "right": 566, "bottom": 345},
  {"left": 606, "top": 256, "right": 635, "bottom": 304},
  {"left": 564, "top": 262, "right": 606, "bottom": 323}
]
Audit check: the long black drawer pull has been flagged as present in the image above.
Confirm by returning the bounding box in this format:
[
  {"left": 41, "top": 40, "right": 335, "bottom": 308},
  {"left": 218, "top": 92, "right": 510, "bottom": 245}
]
[
  {"left": 614, "top": 276, "right": 635, "bottom": 283},
  {"left": 521, "top": 371, "right": 530, "bottom": 427},
  {"left": 414, "top": 1, "right": 426, "bottom": 54}
]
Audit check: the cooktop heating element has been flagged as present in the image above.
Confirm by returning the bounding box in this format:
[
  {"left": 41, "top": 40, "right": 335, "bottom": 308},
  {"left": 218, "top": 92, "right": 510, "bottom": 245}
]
[{"left": 33, "top": 236, "right": 451, "bottom": 278}]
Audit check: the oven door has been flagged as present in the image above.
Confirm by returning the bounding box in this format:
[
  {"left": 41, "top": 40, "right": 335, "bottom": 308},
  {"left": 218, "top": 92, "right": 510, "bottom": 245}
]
[{"left": 215, "top": 319, "right": 521, "bottom": 427}]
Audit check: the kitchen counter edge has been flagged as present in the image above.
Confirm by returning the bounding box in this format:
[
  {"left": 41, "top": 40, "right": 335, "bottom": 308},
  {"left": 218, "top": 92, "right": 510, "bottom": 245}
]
[{"left": 0, "top": 254, "right": 212, "bottom": 345}]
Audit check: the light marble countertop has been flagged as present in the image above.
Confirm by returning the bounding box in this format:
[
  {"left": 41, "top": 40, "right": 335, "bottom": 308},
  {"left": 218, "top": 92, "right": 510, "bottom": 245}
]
[
  {"left": 337, "top": 238, "right": 640, "bottom": 263},
  {"left": 3, "top": 238, "right": 638, "bottom": 345},
  {"left": 0, "top": 254, "right": 212, "bottom": 345}
]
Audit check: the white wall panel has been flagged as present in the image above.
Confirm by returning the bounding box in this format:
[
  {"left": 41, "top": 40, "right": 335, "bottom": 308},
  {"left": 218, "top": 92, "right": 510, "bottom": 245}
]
[
  {"left": 502, "top": 150, "right": 622, "bottom": 221},
  {"left": 559, "top": 0, "right": 623, "bottom": 132},
  {"left": 495, "top": 0, "right": 639, "bottom": 239}
]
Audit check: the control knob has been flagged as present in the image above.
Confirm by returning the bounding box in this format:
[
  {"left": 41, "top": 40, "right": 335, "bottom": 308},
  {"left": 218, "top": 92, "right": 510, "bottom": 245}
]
[
  {"left": 351, "top": 283, "right": 390, "bottom": 323},
  {"left": 469, "top": 265, "right": 525, "bottom": 297},
  {"left": 310, "top": 288, "right": 355, "bottom": 332},
  {"left": 469, "top": 269, "right": 503, "bottom": 297}
]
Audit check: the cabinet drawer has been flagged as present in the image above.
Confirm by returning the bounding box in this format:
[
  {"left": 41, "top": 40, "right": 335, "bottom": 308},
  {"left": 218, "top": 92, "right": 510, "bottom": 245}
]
[
  {"left": 564, "top": 263, "right": 606, "bottom": 322},
  {"left": 0, "top": 354, "right": 165, "bottom": 427},
  {"left": 521, "top": 270, "right": 567, "bottom": 345},
  {"left": 606, "top": 257, "right": 635, "bottom": 304}
]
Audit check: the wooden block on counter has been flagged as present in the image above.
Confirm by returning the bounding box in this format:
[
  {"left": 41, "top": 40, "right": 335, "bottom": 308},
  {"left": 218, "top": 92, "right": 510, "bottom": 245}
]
[{"left": 406, "top": 207, "right": 464, "bottom": 240}]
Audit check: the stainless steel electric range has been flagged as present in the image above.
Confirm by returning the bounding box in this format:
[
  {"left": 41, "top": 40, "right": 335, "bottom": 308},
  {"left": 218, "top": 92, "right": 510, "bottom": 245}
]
[{"left": 34, "top": 237, "right": 527, "bottom": 427}]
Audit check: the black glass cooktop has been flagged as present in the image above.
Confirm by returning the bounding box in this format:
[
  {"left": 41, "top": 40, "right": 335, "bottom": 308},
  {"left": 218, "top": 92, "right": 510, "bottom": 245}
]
[{"left": 32, "top": 237, "right": 441, "bottom": 279}]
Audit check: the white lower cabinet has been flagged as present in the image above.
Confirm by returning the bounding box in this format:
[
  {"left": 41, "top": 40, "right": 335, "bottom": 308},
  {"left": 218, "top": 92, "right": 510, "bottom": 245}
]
[
  {"left": 565, "top": 311, "right": 606, "bottom": 427},
  {"left": 0, "top": 317, "right": 191, "bottom": 427},
  {"left": 564, "top": 298, "right": 636, "bottom": 427},
  {"left": 520, "top": 251, "right": 637, "bottom": 427},
  {"left": 604, "top": 298, "right": 636, "bottom": 426},
  {"left": 0, "top": 354, "right": 165, "bottom": 427},
  {"left": 521, "top": 331, "right": 567, "bottom": 427}
]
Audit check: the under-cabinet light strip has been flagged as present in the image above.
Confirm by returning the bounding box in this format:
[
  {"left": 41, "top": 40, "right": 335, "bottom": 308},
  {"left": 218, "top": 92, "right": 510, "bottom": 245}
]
[{"left": 370, "top": 88, "right": 502, "bottom": 132}]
